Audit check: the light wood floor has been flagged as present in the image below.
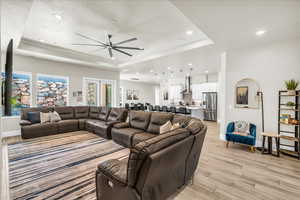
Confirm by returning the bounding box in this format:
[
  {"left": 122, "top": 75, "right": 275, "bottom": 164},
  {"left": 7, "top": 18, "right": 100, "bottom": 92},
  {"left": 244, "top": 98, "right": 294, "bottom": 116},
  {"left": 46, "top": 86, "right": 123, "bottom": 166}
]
[{"left": 1, "top": 122, "right": 300, "bottom": 200}]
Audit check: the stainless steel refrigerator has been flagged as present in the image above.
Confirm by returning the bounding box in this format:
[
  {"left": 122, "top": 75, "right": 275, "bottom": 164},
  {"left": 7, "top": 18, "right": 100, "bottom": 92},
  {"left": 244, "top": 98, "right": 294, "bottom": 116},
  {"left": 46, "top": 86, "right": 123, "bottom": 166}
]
[{"left": 203, "top": 92, "right": 217, "bottom": 121}]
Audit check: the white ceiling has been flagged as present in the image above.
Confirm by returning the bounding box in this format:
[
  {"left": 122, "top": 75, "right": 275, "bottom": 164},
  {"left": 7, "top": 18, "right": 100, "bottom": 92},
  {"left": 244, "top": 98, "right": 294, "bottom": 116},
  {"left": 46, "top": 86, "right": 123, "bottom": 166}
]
[
  {"left": 2, "top": 0, "right": 300, "bottom": 84},
  {"left": 1, "top": 0, "right": 212, "bottom": 68}
]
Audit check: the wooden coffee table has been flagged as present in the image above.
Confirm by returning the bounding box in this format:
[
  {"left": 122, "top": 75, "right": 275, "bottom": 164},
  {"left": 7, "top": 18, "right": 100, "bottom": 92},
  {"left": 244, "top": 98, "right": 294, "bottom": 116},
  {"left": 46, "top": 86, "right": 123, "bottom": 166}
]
[{"left": 261, "top": 132, "right": 280, "bottom": 157}]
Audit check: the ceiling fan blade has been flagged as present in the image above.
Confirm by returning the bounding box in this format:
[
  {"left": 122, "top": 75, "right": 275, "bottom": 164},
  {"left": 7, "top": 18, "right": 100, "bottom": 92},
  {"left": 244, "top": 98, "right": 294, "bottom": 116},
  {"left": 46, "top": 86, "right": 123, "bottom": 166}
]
[
  {"left": 108, "top": 47, "right": 113, "bottom": 57},
  {"left": 75, "top": 33, "right": 107, "bottom": 46},
  {"left": 113, "top": 46, "right": 144, "bottom": 50},
  {"left": 112, "top": 48, "right": 132, "bottom": 57},
  {"left": 114, "top": 38, "right": 137, "bottom": 46},
  {"left": 72, "top": 43, "right": 106, "bottom": 47}
]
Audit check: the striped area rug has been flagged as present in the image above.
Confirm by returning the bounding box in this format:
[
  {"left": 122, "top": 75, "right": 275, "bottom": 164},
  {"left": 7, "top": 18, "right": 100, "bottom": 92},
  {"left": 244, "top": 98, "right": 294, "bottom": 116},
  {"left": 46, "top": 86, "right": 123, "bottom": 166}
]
[{"left": 8, "top": 131, "right": 129, "bottom": 200}]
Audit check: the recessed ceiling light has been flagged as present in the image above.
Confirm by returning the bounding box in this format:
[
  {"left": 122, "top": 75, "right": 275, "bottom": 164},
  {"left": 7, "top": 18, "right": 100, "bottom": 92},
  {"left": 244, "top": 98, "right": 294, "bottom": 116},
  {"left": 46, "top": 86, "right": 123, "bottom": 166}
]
[
  {"left": 186, "top": 30, "right": 193, "bottom": 35},
  {"left": 167, "top": 67, "right": 171, "bottom": 70},
  {"left": 150, "top": 70, "right": 154, "bottom": 73},
  {"left": 111, "top": 57, "right": 115, "bottom": 60},
  {"left": 40, "top": 39, "right": 45, "bottom": 43},
  {"left": 256, "top": 30, "right": 266, "bottom": 36},
  {"left": 188, "top": 63, "right": 192, "bottom": 66},
  {"left": 205, "top": 70, "right": 209, "bottom": 73},
  {"left": 54, "top": 14, "right": 62, "bottom": 20}
]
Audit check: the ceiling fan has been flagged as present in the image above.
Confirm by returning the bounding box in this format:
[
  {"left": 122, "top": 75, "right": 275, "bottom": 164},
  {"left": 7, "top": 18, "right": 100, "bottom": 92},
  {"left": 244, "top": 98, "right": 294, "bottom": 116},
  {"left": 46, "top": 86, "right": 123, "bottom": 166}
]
[{"left": 73, "top": 33, "right": 144, "bottom": 58}]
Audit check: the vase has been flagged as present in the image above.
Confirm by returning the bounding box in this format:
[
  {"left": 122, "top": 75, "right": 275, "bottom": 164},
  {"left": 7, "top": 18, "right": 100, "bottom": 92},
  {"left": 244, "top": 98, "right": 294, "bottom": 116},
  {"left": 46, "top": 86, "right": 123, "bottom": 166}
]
[{"left": 287, "top": 90, "right": 296, "bottom": 95}]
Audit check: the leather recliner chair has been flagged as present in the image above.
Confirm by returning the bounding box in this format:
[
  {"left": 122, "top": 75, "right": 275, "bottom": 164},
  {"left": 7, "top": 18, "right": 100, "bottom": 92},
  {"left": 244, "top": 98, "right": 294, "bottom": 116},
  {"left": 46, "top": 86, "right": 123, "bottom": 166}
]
[{"left": 96, "top": 111, "right": 207, "bottom": 200}]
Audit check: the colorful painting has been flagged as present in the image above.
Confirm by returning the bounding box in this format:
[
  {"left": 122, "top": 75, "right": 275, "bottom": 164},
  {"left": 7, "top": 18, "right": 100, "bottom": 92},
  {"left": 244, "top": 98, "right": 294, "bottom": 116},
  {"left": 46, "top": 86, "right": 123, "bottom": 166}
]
[
  {"left": 236, "top": 86, "right": 248, "bottom": 105},
  {"left": 86, "top": 82, "right": 98, "bottom": 106},
  {"left": 2, "top": 72, "right": 31, "bottom": 116},
  {"left": 36, "top": 74, "right": 68, "bottom": 107}
]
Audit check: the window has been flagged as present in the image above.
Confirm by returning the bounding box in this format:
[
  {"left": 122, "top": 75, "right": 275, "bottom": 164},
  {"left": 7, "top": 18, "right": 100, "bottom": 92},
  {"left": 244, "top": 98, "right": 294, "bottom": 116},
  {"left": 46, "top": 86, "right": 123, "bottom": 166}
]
[
  {"left": 1, "top": 72, "right": 32, "bottom": 116},
  {"left": 36, "top": 74, "right": 69, "bottom": 107},
  {"left": 83, "top": 78, "right": 116, "bottom": 107}
]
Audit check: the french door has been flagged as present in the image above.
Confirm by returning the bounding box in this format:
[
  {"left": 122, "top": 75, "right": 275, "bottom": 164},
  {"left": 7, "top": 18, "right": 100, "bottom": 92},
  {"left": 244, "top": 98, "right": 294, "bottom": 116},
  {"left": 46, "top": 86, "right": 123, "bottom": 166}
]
[{"left": 83, "top": 78, "right": 116, "bottom": 107}]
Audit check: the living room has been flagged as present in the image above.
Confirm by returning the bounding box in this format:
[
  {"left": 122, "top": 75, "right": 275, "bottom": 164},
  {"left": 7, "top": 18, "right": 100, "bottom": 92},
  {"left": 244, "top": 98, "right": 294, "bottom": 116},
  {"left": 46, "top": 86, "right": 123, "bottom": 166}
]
[{"left": 1, "top": 0, "right": 300, "bottom": 200}]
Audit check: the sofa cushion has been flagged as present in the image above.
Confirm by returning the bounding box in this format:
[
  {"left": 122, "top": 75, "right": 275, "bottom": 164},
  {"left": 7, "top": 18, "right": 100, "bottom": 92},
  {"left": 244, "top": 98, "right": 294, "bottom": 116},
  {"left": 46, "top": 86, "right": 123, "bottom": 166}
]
[
  {"left": 99, "top": 107, "right": 111, "bottom": 121},
  {"left": 27, "top": 112, "right": 41, "bottom": 124},
  {"left": 172, "top": 115, "right": 191, "bottom": 127},
  {"left": 21, "top": 122, "right": 58, "bottom": 139},
  {"left": 147, "top": 112, "right": 173, "bottom": 134},
  {"left": 107, "top": 108, "right": 127, "bottom": 122},
  {"left": 78, "top": 118, "right": 89, "bottom": 130},
  {"left": 57, "top": 119, "right": 79, "bottom": 133},
  {"left": 129, "top": 111, "right": 151, "bottom": 131},
  {"left": 186, "top": 118, "right": 205, "bottom": 135},
  {"left": 54, "top": 106, "right": 74, "bottom": 120},
  {"left": 111, "top": 127, "right": 144, "bottom": 148},
  {"left": 74, "top": 106, "right": 89, "bottom": 119},
  {"left": 89, "top": 106, "right": 101, "bottom": 119},
  {"left": 92, "top": 120, "right": 113, "bottom": 139},
  {"left": 132, "top": 132, "right": 156, "bottom": 146},
  {"left": 86, "top": 119, "right": 102, "bottom": 132},
  {"left": 21, "top": 107, "right": 53, "bottom": 120}
]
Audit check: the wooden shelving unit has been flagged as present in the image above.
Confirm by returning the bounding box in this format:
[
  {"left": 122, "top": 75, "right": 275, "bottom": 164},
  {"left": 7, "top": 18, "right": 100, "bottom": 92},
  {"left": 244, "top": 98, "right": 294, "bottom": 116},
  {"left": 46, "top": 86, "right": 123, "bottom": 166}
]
[{"left": 278, "top": 90, "right": 300, "bottom": 159}]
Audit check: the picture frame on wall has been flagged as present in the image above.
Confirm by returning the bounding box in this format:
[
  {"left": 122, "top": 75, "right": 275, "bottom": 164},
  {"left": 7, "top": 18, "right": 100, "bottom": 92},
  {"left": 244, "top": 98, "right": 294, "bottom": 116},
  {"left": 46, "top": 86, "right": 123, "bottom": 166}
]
[
  {"left": 236, "top": 86, "right": 248, "bottom": 105},
  {"left": 126, "top": 89, "right": 133, "bottom": 100},
  {"left": 133, "top": 90, "right": 139, "bottom": 100}
]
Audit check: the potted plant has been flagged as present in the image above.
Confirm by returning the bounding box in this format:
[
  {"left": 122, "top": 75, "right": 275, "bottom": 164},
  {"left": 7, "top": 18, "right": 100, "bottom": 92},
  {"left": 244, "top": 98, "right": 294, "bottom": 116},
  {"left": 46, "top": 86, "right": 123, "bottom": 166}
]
[
  {"left": 286, "top": 101, "right": 296, "bottom": 108},
  {"left": 284, "top": 79, "right": 299, "bottom": 95}
]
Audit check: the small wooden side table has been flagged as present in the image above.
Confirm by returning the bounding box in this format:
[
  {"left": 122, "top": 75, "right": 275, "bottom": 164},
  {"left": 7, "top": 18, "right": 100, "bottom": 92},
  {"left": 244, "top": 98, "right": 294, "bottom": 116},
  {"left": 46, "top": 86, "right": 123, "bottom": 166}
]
[{"left": 261, "top": 132, "right": 280, "bottom": 157}]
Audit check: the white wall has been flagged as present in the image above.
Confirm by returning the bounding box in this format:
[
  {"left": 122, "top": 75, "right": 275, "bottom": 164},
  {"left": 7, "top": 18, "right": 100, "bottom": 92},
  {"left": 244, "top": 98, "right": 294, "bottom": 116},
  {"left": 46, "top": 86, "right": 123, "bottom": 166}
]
[
  {"left": 120, "top": 80, "right": 157, "bottom": 105},
  {"left": 1, "top": 54, "right": 120, "bottom": 132},
  {"left": 222, "top": 38, "right": 300, "bottom": 147}
]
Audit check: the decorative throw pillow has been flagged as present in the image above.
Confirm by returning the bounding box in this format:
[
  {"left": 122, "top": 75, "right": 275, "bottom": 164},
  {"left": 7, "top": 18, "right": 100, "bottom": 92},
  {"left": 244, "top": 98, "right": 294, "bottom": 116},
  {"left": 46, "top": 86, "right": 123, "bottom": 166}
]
[
  {"left": 234, "top": 121, "right": 250, "bottom": 135},
  {"left": 27, "top": 112, "right": 40, "bottom": 124},
  {"left": 171, "top": 123, "right": 181, "bottom": 131},
  {"left": 50, "top": 111, "right": 62, "bottom": 122},
  {"left": 40, "top": 112, "right": 51, "bottom": 124},
  {"left": 160, "top": 120, "right": 172, "bottom": 134}
]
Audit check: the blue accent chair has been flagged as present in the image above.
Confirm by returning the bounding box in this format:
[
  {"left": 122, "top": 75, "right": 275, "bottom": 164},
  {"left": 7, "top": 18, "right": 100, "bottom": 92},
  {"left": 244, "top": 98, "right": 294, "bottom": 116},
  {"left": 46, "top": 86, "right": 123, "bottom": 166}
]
[{"left": 226, "top": 122, "right": 256, "bottom": 150}]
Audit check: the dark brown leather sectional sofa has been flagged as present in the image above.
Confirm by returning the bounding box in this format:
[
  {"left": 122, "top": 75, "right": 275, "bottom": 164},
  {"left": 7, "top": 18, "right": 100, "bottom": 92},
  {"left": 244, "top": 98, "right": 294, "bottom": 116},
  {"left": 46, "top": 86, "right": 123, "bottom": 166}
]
[
  {"left": 20, "top": 106, "right": 128, "bottom": 139},
  {"left": 96, "top": 111, "right": 207, "bottom": 200},
  {"left": 20, "top": 107, "right": 207, "bottom": 200}
]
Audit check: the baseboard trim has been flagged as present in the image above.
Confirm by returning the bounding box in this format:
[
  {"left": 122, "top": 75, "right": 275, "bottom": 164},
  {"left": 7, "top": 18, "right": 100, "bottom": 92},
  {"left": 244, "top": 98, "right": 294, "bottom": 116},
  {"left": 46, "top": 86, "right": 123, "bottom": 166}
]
[{"left": 2, "top": 130, "right": 21, "bottom": 138}]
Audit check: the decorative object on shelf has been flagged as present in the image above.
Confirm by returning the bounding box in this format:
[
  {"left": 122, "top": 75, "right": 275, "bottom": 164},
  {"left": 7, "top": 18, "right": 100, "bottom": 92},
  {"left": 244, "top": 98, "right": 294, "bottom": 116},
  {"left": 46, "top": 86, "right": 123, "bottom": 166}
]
[
  {"left": 286, "top": 101, "right": 296, "bottom": 108},
  {"left": 235, "top": 78, "right": 260, "bottom": 109},
  {"left": 73, "top": 32, "right": 144, "bottom": 58},
  {"left": 280, "top": 114, "right": 291, "bottom": 124},
  {"left": 284, "top": 79, "right": 299, "bottom": 95}
]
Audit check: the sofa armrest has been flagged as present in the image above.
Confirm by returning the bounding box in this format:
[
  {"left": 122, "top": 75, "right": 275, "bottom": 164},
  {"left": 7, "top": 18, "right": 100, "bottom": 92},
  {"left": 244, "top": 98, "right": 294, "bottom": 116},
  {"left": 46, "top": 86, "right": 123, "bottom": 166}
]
[
  {"left": 105, "top": 121, "right": 120, "bottom": 126},
  {"left": 97, "top": 159, "right": 128, "bottom": 185},
  {"left": 113, "top": 122, "right": 130, "bottom": 129},
  {"left": 19, "top": 120, "right": 32, "bottom": 126}
]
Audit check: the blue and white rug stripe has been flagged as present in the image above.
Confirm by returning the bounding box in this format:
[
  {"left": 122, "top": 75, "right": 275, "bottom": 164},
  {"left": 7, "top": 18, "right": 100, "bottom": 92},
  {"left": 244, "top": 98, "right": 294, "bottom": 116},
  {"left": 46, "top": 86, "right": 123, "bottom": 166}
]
[{"left": 8, "top": 131, "right": 129, "bottom": 200}]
